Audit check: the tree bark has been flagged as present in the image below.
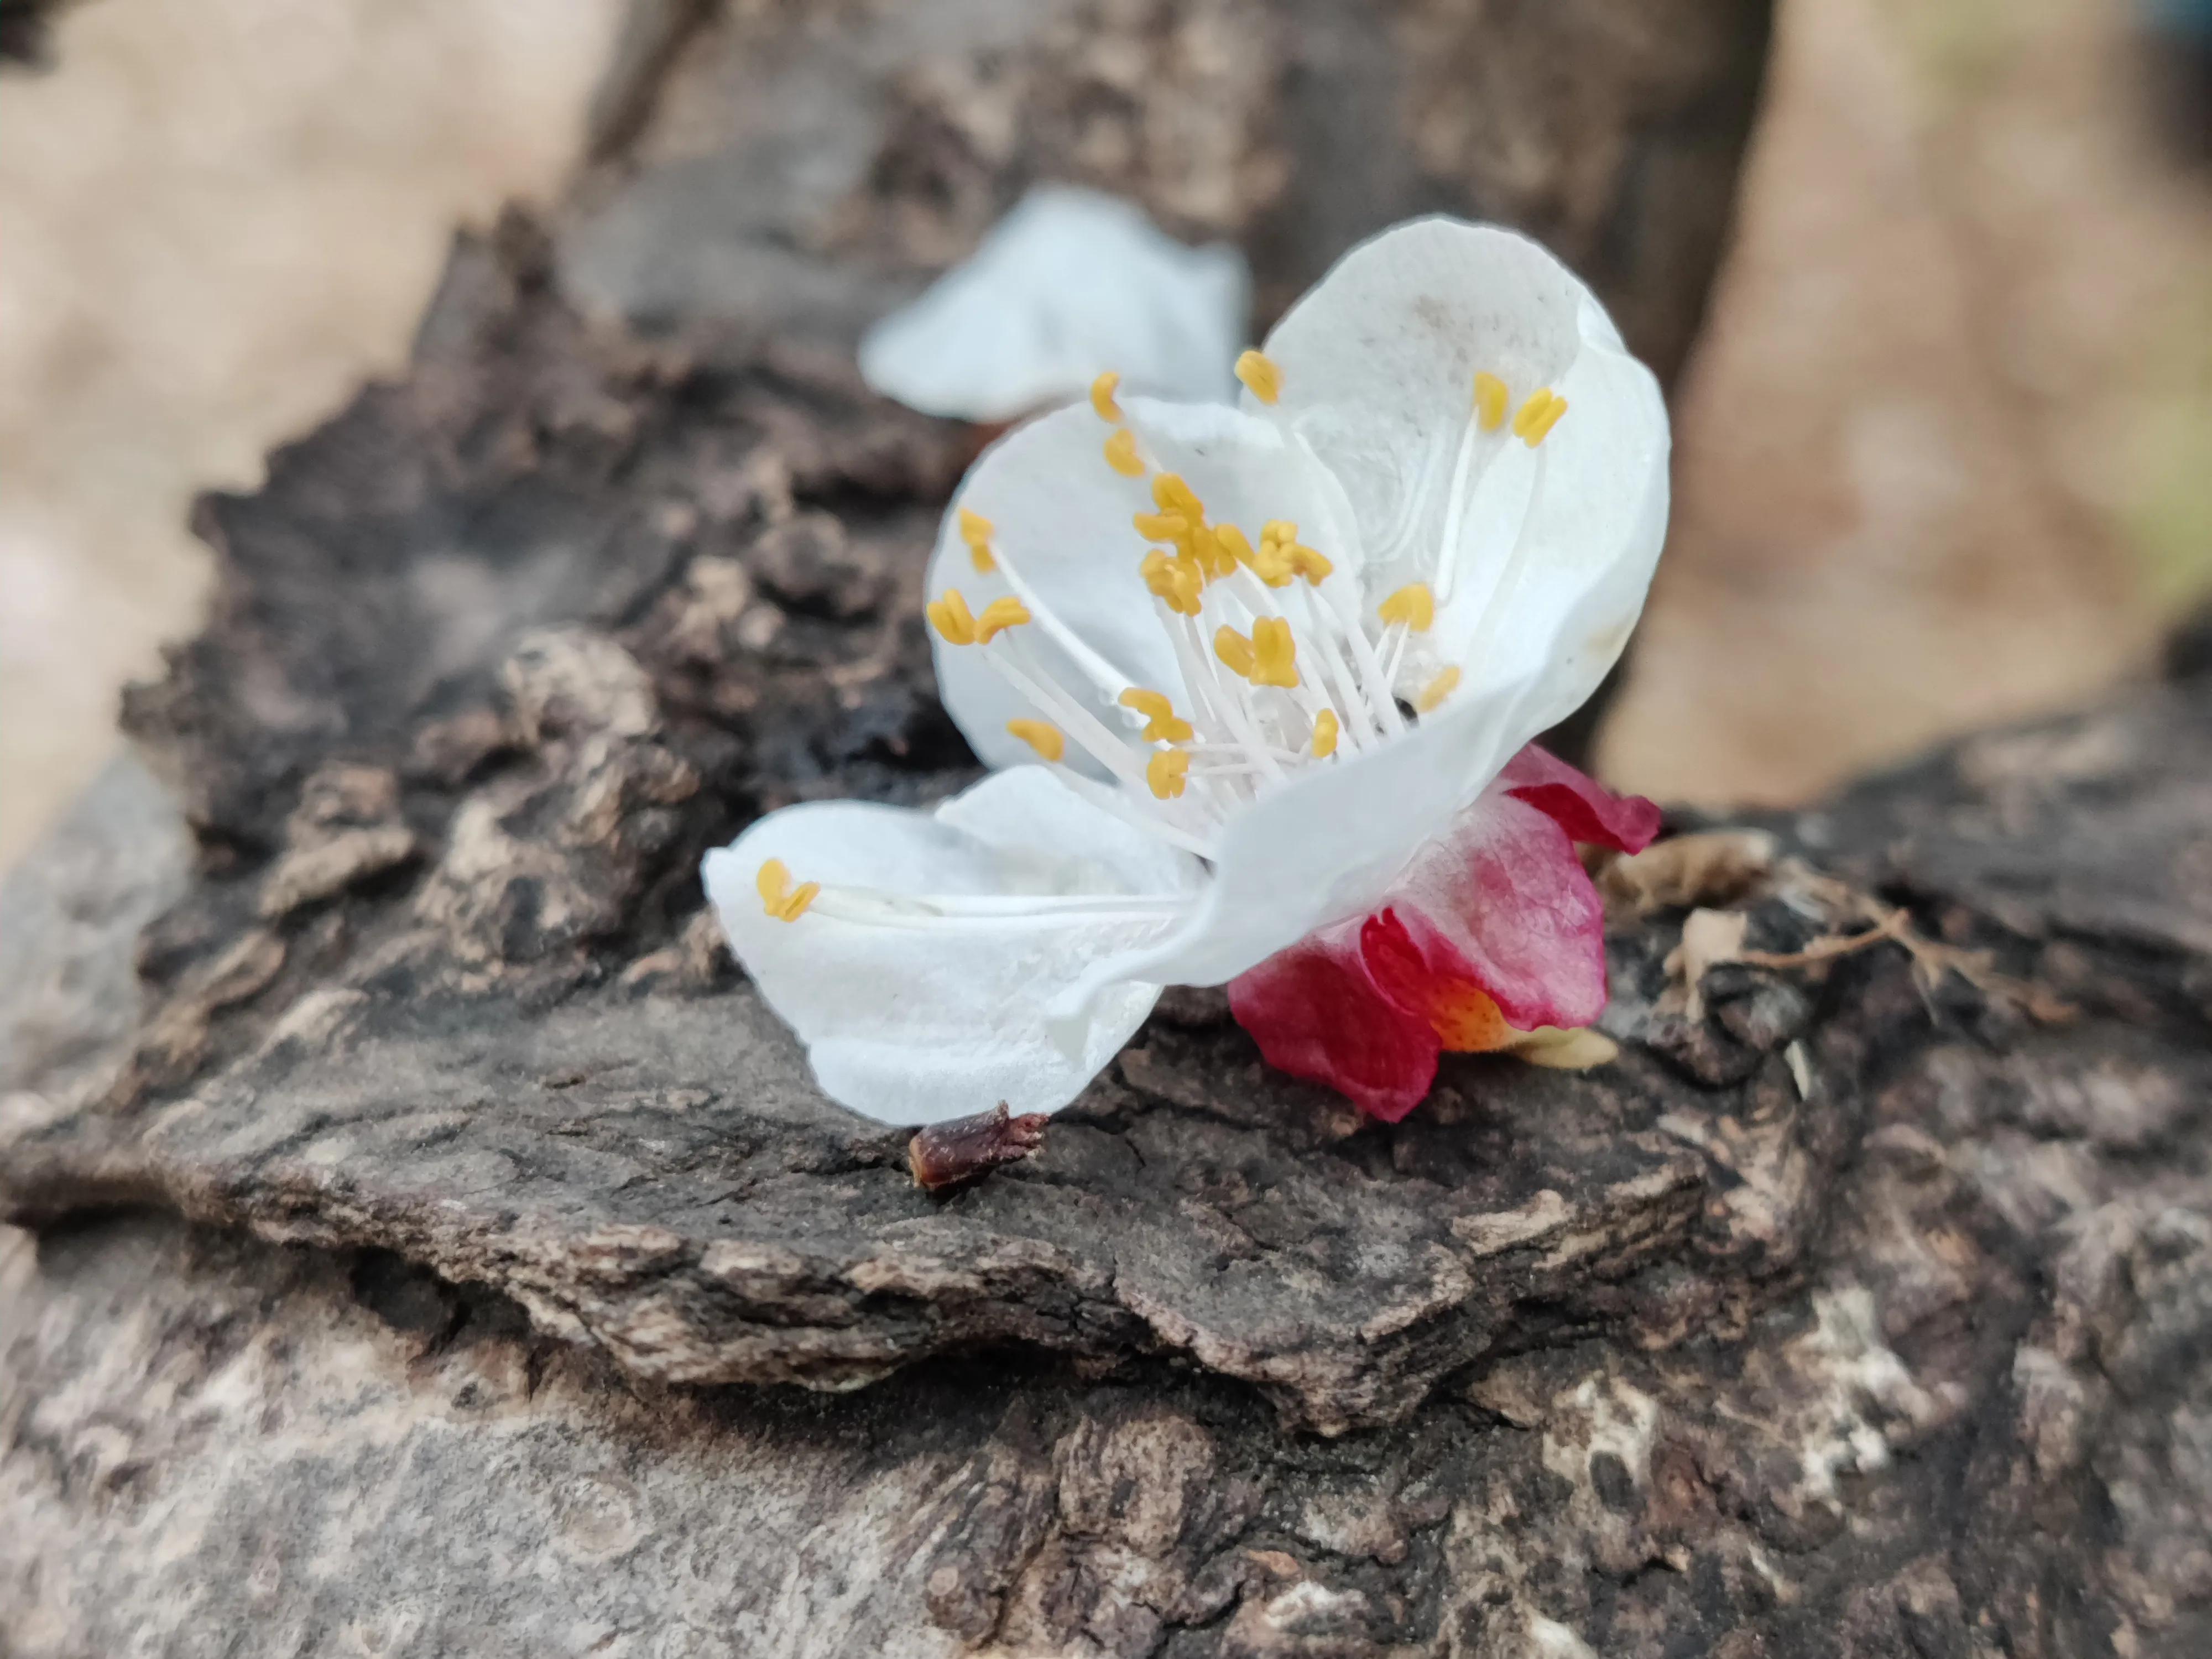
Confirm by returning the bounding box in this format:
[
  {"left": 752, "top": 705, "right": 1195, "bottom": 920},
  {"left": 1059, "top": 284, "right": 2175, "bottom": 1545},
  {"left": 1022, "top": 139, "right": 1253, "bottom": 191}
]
[{"left": 33, "top": 6, "right": 2209, "bottom": 1657}]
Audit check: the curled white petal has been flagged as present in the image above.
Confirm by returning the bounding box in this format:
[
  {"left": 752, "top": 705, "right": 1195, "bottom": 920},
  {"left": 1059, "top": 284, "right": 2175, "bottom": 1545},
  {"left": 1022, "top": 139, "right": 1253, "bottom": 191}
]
[
  {"left": 859, "top": 186, "right": 1250, "bottom": 422},
  {"left": 1084, "top": 665, "right": 1546, "bottom": 998},
  {"left": 706, "top": 768, "right": 1202, "bottom": 1124},
  {"left": 1253, "top": 218, "right": 1669, "bottom": 731}
]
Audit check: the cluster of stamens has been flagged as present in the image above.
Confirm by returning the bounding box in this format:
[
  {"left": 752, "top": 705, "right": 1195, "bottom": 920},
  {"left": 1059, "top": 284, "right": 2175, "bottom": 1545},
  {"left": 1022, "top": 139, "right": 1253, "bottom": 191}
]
[{"left": 760, "top": 352, "right": 1568, "bottom": 921}]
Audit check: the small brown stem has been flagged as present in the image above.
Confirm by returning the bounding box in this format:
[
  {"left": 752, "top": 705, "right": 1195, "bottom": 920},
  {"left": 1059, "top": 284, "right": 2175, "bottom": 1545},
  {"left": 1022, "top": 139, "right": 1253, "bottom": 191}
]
[{"left": 908, "top": 1103, "right": 1049, "bottom": 1193}]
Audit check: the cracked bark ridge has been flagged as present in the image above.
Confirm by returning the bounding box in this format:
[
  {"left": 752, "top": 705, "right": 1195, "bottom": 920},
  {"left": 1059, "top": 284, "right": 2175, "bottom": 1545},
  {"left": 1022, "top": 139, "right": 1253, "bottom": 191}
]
[
  {"left": 7, "top": 671, "right": 2212, "bottom": 1655},
  {"left": 2, "top": 219, "right": 2211, "bottom": 1656}
]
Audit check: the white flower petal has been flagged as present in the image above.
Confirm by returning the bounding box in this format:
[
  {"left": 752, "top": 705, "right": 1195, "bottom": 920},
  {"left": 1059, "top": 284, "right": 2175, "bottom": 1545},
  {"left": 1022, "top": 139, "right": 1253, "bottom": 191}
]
[
  {"left": 1249, "top": 218, "right": 1593, "bottom": 548},
  {"left": 705, "top": 768, "right": 1202, "bottom": 1124},
  {"left": 1431, "top": 328, "right": 1668, "bottom": 733},
  {"left": 1079, "top": 666, "right": 1546, "bottom": 996},
  {"left": 1251, "top": 216, "right": 1668, "bottom": 752},
  {"left": 927, "top": 398, "right": 1363, "bottom": 777},
  {"left": 859, "top": 186, "right": 1249, "bottom": 423},
  {"left": 926, "top": 403, "right": 1192, "bottom": 776}
]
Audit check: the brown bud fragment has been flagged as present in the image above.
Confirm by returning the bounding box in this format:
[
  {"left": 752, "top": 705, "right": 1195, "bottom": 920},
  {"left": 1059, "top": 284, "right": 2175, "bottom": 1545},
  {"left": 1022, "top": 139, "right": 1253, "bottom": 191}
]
[{"left": 907, "top": 1102, "right": 1048, "bottom": 1193}]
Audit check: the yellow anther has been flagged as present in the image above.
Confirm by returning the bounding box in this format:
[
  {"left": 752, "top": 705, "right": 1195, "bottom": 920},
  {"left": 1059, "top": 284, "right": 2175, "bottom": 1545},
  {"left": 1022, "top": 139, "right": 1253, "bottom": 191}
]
[
  {"left": 1311, "top": 708, "right": 1340, "bottom": 759},
  {"left": 1416, "top": 665, "right": 1463, "bottom": 712},
  {"left": 1284, "top": 544, "right": 1332, "bottom": 585},
  {"left": 1153, "top": 473, "right": 1205, "bottom": 521},
  {"left": 1235, "top": 349, "right": 1283, "bottom": 405},
  {"left": 1510, "top": 389, "right": 1552, "bottom": 439},
  {"left": 1089, "top": 371, "right": 1123, "bottom": 423},
  {"left": 1005, "top": 719, "right": 1066, "bottom": 762},
  {"left": 1146, "top": 749, "right": 1191, "bottom": 800},
  {"left": 1246, "top": 520, "right": 1297, "bottom": 585},
  {"left": 1214, "top": 522, "right": 1255, "bottom": 571},
  {"left": 973, "top": 596, "right": 1031, "bottom": 644},
  {"left": 1140, "top": 549, "right": 1203, "bottom": 615},
  {"left": 1512, "top": 388, "right": 1566, "bottom": 445},
  {"left": 1377, "top": 582, "right": 1436, "bottom": 632},
  {"left": 1191, "top": 524, "right": 1238, "bottom": 581},
  {"left": 1104, "top": 428, "right": 1145, "bottom": 478},
  {"left": 1473, "top": 371, "right": 1510, "bottom": 433},
  {"left": 958, "top": 507, "right": 997, "bottom": 573},
  {"left": 926, "top": 588, "right": 977, "bottom": 646},
  {"left": 755, "top": 858, "right": 819, "bottom": 923},
  {"left": 1250, "top": 617, "right": 1298, "bottom": 688},
  {"left": 1118, "top": 687, "right": 1194, "bottom": 744},
  {"left": 1214, "top": 625, "right": 1257, "bottom": 680},
  {"left": 1133, "top": 510, "right": 1192, "bottom": 546},
  {"left": 756, "top": 857, "right": 789, "bottom": 911},
  {"left": 1524, "top": 392, "right": 1568, "bottom": 446},
  {"left": 1172, "top": 563, "right": 1205, "bottom": 612}
]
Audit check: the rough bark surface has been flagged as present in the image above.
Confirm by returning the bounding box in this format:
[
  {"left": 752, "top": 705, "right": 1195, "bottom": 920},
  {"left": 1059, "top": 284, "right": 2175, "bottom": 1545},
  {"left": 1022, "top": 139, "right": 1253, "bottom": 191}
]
[
  {"left": 9, "top": 674, "right": 2212, "bottom": 1657},
  {"left": 29, "top": 6, "right": 2208, "bottom": 1657}
]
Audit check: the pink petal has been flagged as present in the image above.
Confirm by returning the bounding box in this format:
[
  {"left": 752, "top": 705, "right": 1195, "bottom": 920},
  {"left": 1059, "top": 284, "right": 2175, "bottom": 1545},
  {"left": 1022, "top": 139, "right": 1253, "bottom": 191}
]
[
  {"left": 1369, "top": 787, "right": 1611, "bottom": 1033},
  {"left": 1227, "top": 921, "right": 1441, "bottom": 1123},
  {"left": 1500, "top": 744, "right": 1663, "bottom": 853}
]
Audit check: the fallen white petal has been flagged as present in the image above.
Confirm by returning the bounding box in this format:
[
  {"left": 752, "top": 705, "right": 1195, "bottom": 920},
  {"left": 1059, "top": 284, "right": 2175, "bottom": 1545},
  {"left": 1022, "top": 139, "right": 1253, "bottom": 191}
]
[{"left": 859, "top": 186, "right": 1249, "bottom": 422}]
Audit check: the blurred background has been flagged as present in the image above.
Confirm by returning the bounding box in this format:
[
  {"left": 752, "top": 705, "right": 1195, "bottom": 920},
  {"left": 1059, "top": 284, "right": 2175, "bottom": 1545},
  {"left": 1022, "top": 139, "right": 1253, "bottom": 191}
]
[{"left": 2, "top": 0, "right": 2208, "bottom": 869}]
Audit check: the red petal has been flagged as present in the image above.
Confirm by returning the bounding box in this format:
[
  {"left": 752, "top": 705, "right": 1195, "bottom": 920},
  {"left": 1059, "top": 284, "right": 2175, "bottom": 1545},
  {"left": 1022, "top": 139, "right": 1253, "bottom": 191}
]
[
  {"left": 1369, "top": 789, "right": 1611, "bottom": 1033},
  {"left": 1500, "top": 744, "right": 1662, "bottom": 853},
  {"left": 1360, "top": 909, "right": 1520, "bottom": 1053},
  {"left": 1224, "top": 754, "right": 1643, "bottom": 1122},
  {"left": 1227, "top": 921, "right": 1440, "bottom": 1122}
]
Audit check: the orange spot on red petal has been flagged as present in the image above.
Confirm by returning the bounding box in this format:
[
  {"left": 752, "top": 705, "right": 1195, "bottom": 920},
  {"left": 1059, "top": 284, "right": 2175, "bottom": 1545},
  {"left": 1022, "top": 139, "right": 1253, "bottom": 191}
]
[
  {"left": 1361, "top": 909, "right": 1521, "bottom": 1052},
  {"left": 1422, "top": 982, "right": 1520, "bottom": 1053}
]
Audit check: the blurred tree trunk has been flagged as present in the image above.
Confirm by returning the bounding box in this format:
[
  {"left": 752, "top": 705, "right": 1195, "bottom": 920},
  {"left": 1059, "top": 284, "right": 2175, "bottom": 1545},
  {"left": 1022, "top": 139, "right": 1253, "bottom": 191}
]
[{"left": 0, "top": 0, "right": 72, "bottom": 67}]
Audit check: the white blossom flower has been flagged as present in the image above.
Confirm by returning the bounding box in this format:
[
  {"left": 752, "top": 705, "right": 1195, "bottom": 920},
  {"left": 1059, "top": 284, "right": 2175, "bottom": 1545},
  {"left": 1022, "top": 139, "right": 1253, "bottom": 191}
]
[
  {"left": 710, "top": 217, "right": 1669, "bottom": 1124},
  {"left": 857, "top": 186, "right": 1248, "bottom": 422}
]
